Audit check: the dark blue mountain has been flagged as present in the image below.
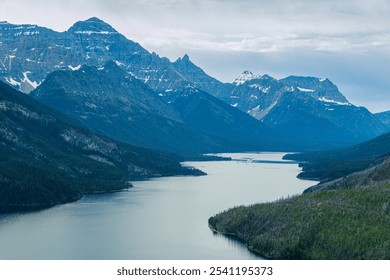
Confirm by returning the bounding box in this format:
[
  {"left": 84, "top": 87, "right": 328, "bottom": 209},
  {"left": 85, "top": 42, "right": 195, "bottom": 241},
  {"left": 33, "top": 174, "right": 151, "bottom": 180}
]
[
  {"left": 176, "top": 63, "right": 387, "bottom": 149},
  {"left": 0, "top": 80, "right": 201, "bottom": 212},
  {"left": 31, "top": 62, "right": 223, "bottom": 154}
]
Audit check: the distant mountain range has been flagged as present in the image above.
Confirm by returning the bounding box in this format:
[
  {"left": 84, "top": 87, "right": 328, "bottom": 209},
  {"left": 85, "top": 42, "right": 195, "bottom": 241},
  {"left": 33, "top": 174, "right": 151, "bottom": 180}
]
[
  {"left": 1, "top": 17, "right": 389, "bottom": 152},
  {"left": 176, "top": 62, "right": 387, "bottom": 148}
]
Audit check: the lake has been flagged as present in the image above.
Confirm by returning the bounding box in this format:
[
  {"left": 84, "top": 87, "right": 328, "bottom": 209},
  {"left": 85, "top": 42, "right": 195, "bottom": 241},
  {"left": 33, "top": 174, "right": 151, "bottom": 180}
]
[{"left": 0, "top": 153, "right": 316, "bottom": 259}]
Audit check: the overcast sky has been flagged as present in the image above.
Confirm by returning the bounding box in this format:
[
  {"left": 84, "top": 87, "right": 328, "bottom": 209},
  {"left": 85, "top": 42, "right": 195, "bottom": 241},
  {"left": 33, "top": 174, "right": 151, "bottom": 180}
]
[{"left": 1, "top": 0, "right": 390, "bottom": 112}]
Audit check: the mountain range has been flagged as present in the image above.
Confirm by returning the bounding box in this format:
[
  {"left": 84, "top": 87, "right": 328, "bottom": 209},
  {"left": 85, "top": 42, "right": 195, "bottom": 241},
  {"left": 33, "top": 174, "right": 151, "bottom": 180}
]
[{"left": 1, "top": 17, "right": 387, "bottom": 151}]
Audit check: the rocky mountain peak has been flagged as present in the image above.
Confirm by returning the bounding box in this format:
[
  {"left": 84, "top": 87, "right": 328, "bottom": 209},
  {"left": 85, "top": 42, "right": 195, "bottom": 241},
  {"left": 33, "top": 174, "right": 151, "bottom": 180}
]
[
  {"left": 174, "top": 54, "right": 195, "bottom": 67},
  {"left": 233, "top": 70, "right": 262, "bottom": 85},
  {"left": 279, "top": 75, "right": 349, "bottom": 103},
  {"left": 67, "top": 17, "right": 118, "bottom": 34}
]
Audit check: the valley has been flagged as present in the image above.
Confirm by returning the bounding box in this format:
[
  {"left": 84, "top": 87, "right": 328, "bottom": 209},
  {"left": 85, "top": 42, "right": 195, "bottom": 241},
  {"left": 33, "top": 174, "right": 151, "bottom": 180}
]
[{"left": 1, "top": 17, "right": 390, "bottom": 260}]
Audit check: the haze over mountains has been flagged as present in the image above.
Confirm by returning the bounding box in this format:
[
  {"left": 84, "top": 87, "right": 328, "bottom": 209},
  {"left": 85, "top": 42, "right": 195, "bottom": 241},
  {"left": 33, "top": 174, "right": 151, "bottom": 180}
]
[{"left": 0, "top": 17, "right": 389, "bottom": 153}]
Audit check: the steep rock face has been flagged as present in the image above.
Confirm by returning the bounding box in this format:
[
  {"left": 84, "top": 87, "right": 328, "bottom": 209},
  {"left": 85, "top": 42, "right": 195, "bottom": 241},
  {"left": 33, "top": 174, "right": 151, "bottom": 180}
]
[
  {"left": 261, "top": 89, "right": 385, "bottom": 148},
  {"left": 279, "top": 76, "right": 349, "bottom": 104},
  {"left": 0, "top": 80, "right": 200, "bottom": 212},
  {"left": 0, "top": 18, "right": 191, "bottom": 94},
  {"left": 31, "top": 62, "right": 221, "bottom": 154},
  {"left": 172, "top": 54, "right": 234, "bottom": 98},
  {"left": 204, "top": 72, "right": 386, "bottom": 148}
]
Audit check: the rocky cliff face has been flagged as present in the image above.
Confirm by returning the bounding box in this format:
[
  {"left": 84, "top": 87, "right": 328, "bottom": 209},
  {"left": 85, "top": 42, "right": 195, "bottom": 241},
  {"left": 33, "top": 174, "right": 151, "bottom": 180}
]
[{"left": 0, "top": 17, "right": 191, "bottom": 94}]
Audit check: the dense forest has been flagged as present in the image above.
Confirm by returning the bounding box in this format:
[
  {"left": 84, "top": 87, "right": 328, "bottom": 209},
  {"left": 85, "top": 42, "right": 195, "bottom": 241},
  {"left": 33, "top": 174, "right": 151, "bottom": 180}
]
[
  {"left": 209, "top": 154, "right": 390, "bottom": 259},
  {"left": 0, "top": 81, "right": 204, "bottom": 213},
  {"left": 209, "top": 184, "right": 390, "bottom": 259},
  {"left": 284, "top": 132, "right": 390, "bottom": 182}
]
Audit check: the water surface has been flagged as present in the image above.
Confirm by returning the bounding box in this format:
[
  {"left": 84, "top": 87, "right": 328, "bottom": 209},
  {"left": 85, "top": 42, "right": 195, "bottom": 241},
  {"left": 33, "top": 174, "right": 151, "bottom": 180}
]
[{"left": 0, "top": 153, "right": 316, "bottom": 259}]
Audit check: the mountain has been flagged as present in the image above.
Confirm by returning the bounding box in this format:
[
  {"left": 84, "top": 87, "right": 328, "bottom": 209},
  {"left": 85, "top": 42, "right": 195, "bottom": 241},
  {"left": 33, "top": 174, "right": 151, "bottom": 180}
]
[
  {"left": 168, "top": 87, "right": 280, "bottom": 150},
  {"left": 0, "top": 80, "right": 202, "bottom": 212},
  {"left": 0, "top": 17, "right": 192, "bottom": 94},
  {"left": 279, "top": 76, "right": 349, "bottom": 103},
  {"left": 169, "top": 57, "right": 387, "bottom": 148},
  {"left": 1, "top": 18, "right": 280, "bottom": 151},
  {"left": 284, "top": 131, "right": 390, "bottom": 181},
  {"left": 261, "top": 87, "right": 386, "bottom": 149},
  {"left": 375, "top": 110, "right": 390, "bottom": 130},
  {"left": 303, "top": 155, "right": 390, "bottom": 193},
  {"left": 172, "top": 54, "right": 234, "bottom": 97},
  {"left": 31, "top": 62, "right": 225, "bottom": 154},
  {"left": 1, "top": 18, "right": 387, "bottom": 151},
  {"left": 210, "top": 73, "right": 387, "bottom": 149}
]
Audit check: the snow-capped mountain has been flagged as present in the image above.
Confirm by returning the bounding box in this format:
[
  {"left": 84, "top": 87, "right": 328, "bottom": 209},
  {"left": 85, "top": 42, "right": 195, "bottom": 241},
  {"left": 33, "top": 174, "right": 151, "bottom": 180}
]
[
  {"left": 232, "top": 70, "right": 262, "bottom": 85},
  {"left": 1, "top": 17, "right": 387, "bottom": 150},
  {"left": 0, "top": 17, "right": 191, "bottom": 94},
  {"left": 176, "top": 65, "right": 387, "bottom": 148}
]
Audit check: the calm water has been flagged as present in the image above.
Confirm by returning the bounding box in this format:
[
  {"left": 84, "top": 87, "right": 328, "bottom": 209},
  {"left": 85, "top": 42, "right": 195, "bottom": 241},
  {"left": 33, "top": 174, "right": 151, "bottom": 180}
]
[{"left": 0, "top": 153, "right": 316, "bottom": 259}]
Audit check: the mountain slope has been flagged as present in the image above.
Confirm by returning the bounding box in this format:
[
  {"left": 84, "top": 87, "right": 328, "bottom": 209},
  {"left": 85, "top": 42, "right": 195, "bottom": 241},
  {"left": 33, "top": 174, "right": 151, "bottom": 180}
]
[
  {"left": 172, "top": 54, "right": 234, "bottom": 97},
  {"left": 375, "top": 110, "right": 390, "bottom": 130},
  {"left": 0, "top": 81, "right": 202, "bottom": 212},
  {"left": 261, "top": 89, "right": 386, "bottom": 149},
  {"left": 173, "top": 61, "right": 387, "bottom": 149},
  {"left": 209, "top": 153, "right": 390, "bottom": 260},
  {"left": 169, "top": 87, "right": 281, "bottom": 151},
  {"left": 0, "top": 18, "right": 192, "bottom": 94},
  {"left": 31, "top": 62, "right": 222, "bottom": 154},
  {"left": 209, "top": 181, "right": 390, "bottom": 259},
  {"left": 284, "top": 131, "right": 390, "bottom": 181},
  {"left": 1, "top": 17, "right": 387, "bottom": 151}
]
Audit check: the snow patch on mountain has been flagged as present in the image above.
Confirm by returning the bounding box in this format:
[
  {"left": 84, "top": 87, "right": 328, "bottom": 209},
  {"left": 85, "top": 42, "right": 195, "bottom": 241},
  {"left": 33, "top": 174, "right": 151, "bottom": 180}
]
[
  {"left": 249, "top": 84, "right": 271, "bottom": 93},
  {"left": 249, "top": 101, "right": 278, "bottom": 120},
  {"left": 5, "top": 77, "right": 20, "bottom": 87},
  {"left": 22, "top": 71, "right": 40, "bottom": 88},
  {"left": 297, "top": 87, "right": 315, "bottom": 92},
  {"left": 73, "top": 31, "right": 117, "bottom": 35},
  {"left": 319, "top": 97, "right": 350, "bottom": 106},
  {"left": 68, "top": 65, "right": 81, "bottom": 71}
]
